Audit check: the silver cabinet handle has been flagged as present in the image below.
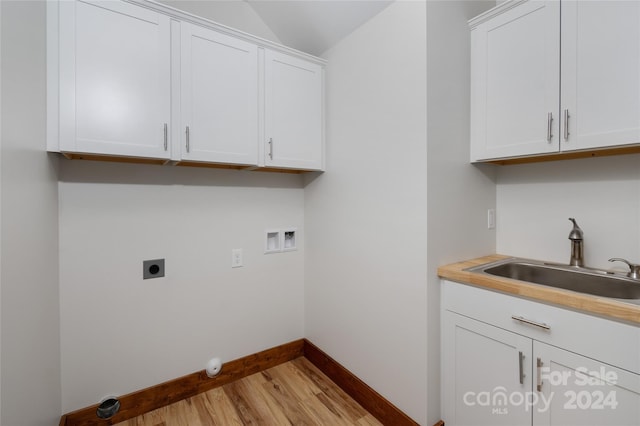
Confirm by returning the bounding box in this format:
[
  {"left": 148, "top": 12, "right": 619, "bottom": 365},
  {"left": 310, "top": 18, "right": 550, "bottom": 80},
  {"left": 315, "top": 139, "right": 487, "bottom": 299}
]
[
  {"left": 163, "top": 123, "right": 168, "bottom": 151},
  {"left": 518, "top": 351, "right": 525, "bottom": 384},
  {"left": 536, "top": 358, "right": 544, "bottom": 392},
  {"left": 268, "top": 138, "right": 273, "bottom": 160},
  {"left": 547, "top": 112, "right": 553, "bottom": 142},
  {"left": 511, "top": 315, "right": 550, "bottom": 330},
  {"left": 186, "top": 126, "right": 190, "bottom": 153},
  {"left": 563, "top": 109, "right": 570, "bottom": 141}
]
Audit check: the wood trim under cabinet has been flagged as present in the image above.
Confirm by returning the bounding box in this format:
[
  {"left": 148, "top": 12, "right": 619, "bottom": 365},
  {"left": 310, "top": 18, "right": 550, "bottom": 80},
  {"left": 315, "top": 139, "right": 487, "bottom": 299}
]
[
  {"left": 302, "top": 339, "right": 420, "bottom": 426},
  {"left": 60, "top": 339, "right": 305, "bottom": 426},
  {"left": 482, "top": 144, "right": 640, "bottom": 165},
  {"left": 62, "top": 153, "right": 170, "bottom": 166},
  {"left": 57, "top": 153, "right": 319, "bottom": 173}
]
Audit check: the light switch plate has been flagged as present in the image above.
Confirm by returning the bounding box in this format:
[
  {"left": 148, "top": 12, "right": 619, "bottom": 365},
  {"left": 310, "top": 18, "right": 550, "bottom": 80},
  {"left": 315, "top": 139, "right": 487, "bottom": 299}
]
[
  {"left": 232, "top": 249, "right": 243, "bottom": 268},
  {"left": 488, "top": 209, "right": 496, "bottom": 229}
]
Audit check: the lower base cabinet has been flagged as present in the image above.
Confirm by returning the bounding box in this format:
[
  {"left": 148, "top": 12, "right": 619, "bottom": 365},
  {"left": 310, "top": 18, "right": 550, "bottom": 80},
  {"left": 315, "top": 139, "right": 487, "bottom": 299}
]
[
  {"left": 441, "top": 280, "right": 640, "bottom": 426},
  {"left": 534, "top": 342, "right": 640, "bottom": 426}
]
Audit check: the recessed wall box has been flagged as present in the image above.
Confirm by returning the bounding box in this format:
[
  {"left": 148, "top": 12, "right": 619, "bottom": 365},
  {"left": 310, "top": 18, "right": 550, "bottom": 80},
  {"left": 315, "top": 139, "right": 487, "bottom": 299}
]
[
  {"left": 265, "top": 230, "right": 281, "bottom": 253},
  {"left": 282, "top": 228, "right": 297, "bottom": 251}
]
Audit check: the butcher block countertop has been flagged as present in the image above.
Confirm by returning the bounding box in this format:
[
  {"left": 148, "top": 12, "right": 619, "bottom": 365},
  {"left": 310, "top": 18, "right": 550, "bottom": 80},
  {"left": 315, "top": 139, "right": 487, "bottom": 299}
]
[{"left": 438, "top": 254, "right": 640, "bottom": 325}]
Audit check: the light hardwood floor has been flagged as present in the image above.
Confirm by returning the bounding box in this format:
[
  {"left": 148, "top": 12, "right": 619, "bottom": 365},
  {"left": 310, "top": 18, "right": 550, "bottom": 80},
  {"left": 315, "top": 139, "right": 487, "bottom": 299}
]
[{"left": 115, "top": 357, "right": 383, "bottom": 426}]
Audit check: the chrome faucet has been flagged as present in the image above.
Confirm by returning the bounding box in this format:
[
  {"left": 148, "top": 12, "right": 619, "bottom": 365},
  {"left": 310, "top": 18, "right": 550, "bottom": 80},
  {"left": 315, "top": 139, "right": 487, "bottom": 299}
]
[{"left": 568, "top": 218, "right": 584, "bottom": 267}]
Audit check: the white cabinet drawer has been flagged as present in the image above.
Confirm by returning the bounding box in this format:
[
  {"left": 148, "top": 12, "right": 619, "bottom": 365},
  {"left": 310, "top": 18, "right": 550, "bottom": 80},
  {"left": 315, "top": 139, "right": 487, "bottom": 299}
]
[{"left": 442, "top": 280, "right": 640, "bottom": 374}]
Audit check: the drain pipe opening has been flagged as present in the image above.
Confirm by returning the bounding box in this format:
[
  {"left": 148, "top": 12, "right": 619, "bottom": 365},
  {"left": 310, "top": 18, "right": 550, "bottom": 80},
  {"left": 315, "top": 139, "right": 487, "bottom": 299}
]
[{"left": 96, "top": 396, "right": 121, "bottom": 419}]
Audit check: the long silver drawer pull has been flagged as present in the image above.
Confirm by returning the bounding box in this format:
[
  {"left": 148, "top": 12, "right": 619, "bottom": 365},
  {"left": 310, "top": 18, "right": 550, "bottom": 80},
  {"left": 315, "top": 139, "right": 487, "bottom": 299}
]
[
  {"left": 563, "top": 109, "right": 570, "bottom": 141},
  {"left": 537, "top": 358, "right": 544, "bottom": 392},
  {"left": 519, "top": 351, "right": 525, "bottom": 384},
  {"left": 186, "top": 126, "right": 190, "bottom": 153},
  {"left": 547, "top": 112, "right": 553, "bottom": 142},
  {"left": 163, "top": 123, "right": 168, "bottom": 151},
  {"left": 511, "top": 315, "right": 550, "bottom": 330},
  {"left": 268, "top": 138, "right": 273, "bottom": 160}
]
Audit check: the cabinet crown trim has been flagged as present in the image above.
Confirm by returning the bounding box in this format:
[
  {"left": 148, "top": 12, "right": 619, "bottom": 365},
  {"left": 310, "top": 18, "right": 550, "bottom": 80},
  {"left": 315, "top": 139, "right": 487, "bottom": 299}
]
[
  {"left": 128, "top": 0, "right": 326, "bottom": 65},
  {"left": 468, "top": 0, "right": 529, "bottom": 28}
]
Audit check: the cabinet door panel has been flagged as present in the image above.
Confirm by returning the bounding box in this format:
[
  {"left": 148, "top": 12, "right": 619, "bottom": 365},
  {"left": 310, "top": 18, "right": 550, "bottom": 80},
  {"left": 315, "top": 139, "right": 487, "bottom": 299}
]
[
  {"left": 180, "top": 24, "right": 258, "bottom": 164},
  {"left": 471, "top": 1, "right": 560, "bottom": 161},
  {"left": 59, "top": 0, "right": 170, "bottom": 158},
  {"left": 442, "top": 311, "right": 533, "bottom": 426},
  {"left": 561, "top": 1, "right": 640, "bottom": 151},
  {"left": 264, "top": 50, "right": 323, "bottom": 170},
  {"left": 533, "top": 341, "right": 640, "bottom": 426}
]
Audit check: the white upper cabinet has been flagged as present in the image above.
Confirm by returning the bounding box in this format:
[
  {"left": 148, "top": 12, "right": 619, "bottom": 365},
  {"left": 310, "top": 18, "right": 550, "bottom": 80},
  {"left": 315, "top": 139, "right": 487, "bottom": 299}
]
[
  {"left": 560, "top": 1, "right": 640, "bottom": 152},
  {"left": 180, "top": 23, "right": 259, "bottom": 165},
  {"left": 470, "top": 1, "right": 560, "bottom": 161},
  {"left": 48, "top": 0, "right": 325, "bottom": 172},
  {"left": 264, "top": 49, "right": 324, "bottom": 171},
  {"left": 470, "top": 0, "right": 640, "bottom": 162},
  {"left": 53, "top": 0, "right": 171, "bottom": 159}
]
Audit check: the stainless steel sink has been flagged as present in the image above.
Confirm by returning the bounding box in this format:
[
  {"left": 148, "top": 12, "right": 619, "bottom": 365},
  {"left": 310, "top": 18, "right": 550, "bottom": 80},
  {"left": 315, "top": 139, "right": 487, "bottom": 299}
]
[{"left": 467, "top": 258, "right": 640, "bottom": 301}]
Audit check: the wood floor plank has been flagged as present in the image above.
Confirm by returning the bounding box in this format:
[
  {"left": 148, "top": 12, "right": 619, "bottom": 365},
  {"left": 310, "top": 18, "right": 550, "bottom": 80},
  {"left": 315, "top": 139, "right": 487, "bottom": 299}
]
[
  {"left": 191, "top": 387, "right": 243, "bottom": 426},
  {"left": 357, "top": 414, "right": 385, "bottom": 425},
  {"left": 116, "top": 358, "right": 384, "bottom": 426},
  {"left": 261, "top": 375, "right": 317, "bottom": 425},
  {"left": 291, "top": 357, "right": 371, "bottom": 422},
  {"left": 224, "top": 373, "right": 292, "bottom": 425}
]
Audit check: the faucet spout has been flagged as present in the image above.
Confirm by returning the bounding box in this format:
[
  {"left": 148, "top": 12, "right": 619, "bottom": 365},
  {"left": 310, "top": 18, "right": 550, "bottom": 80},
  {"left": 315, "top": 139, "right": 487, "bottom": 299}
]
[{"left": 568, "top": 218, "right": 584, "bottom": 267}]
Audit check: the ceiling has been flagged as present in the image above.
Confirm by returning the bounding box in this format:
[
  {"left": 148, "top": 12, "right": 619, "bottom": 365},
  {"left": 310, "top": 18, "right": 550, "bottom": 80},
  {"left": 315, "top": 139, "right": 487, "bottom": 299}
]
[{"left": 245, "top": 0, "right": 394, "bottom": 56}]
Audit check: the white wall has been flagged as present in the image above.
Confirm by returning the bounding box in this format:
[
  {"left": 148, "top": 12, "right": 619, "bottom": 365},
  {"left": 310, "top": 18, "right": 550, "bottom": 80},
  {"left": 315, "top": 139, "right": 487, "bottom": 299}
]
[
  {"left": 157, "top": 0, "right": 281, "bottom": 44},
  {"left": 426, "top": 1, "right": 496, "bottom": 423},
  {"left": 304, "top": 2, "right": 429, "bottom": 423},
  {"left": 59, "top": 162, "right": 305, "bottom": 412},
  {"left": 1, "top": 1, "right": 61, "bottom": 424},
  {"left": 496, "top": 154, "right": 640, "bottom": 271}
]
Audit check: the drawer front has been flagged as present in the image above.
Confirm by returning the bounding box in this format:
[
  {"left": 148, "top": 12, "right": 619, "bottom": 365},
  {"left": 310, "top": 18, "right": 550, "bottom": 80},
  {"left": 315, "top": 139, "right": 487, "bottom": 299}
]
[{"left": 442, "top": 280, "right": 640, "bottom": 374}]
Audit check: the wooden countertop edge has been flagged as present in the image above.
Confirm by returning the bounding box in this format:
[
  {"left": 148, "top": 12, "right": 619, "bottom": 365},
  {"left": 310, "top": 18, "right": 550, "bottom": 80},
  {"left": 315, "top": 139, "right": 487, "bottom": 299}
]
[{"left": 438, "top": 254, "right": 640, "bottom": 325}]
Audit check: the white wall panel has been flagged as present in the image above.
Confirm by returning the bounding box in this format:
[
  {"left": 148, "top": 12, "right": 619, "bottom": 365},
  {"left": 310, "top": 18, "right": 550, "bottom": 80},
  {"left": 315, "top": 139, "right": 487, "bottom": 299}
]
[
  {"left": 59, "top": 162, "right": 305, "bottom": 411},
  {"left": 496, "top": 155, "right": 640, "bottom": 271},
  {"left": 304, "top": 2, "right": 429, "bottom": 423},
  {"left": 1, "top": 1, "right": 61, "bottom": 424}
]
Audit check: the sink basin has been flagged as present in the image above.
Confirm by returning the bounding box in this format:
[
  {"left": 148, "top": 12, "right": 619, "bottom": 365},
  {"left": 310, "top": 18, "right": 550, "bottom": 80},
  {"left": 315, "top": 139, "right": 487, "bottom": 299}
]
[{"left": 468, "top": 259, "right": 640, "bottom": 300}]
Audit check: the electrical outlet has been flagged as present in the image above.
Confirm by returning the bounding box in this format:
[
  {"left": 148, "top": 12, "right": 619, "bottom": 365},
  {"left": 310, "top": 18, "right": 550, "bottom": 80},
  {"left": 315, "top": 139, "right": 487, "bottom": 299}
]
[
  {"left": 143, "top": 259, "right": 165, "bottom": 279},
  {"left": 232, "top": 249, "right": 243, "bottom": 268}
]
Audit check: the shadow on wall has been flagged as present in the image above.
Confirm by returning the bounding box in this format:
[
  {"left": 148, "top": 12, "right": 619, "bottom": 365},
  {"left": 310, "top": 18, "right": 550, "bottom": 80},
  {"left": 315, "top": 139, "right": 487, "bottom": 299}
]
[
  {"left": 495, "top": 153, "right": 640, "bottom": 185},
  {"left": 55, "top": 155, "right": 307, "bottom": 189}
]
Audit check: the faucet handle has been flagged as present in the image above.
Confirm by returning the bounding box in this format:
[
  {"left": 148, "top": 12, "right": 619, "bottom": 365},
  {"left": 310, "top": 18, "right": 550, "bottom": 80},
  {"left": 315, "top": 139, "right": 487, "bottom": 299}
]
[{"left": 608, "top": 258, "right": 640, "bottom": 279}]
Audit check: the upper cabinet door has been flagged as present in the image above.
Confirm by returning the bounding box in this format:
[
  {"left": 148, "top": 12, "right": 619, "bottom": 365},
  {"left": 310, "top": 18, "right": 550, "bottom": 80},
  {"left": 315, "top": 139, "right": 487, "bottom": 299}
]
[
  {"left": 561, "top": 1, "right": 640, "bottom": 152},
  {"left": 58, "top": 0, "right": 171, "bottom": 158},
  {"left": 264, "top": 50, "right": 324, "bottom": 171},
  {"left": 180, "top": 24, "right": 259, "bottom": 165},
  {"left": 470, "top": 1, "right": 560, "bottom": 161}
]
